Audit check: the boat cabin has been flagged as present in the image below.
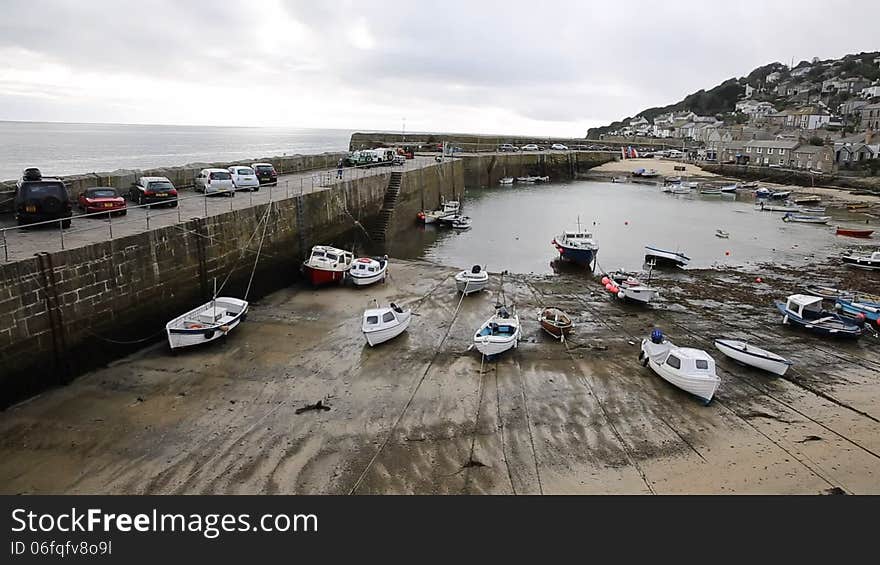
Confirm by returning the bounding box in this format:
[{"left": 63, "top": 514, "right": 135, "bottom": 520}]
[
  {"left": 784, "top": 294, "right": 824, "bottom": 319},
  {"left": 661, "top": 347, "right": 716, "bottom": 375},
  {"left": 561, "top": 231, "right": 595, "bottom": 248},
  {"left": 351, "top": 257, "right": 384, "bottom": 275},
  {"left": 363, "top": 304, "right": 405, "bottom": 329},
  {"left": 307, "top": 246, "right": 353, "bottom": 268}
]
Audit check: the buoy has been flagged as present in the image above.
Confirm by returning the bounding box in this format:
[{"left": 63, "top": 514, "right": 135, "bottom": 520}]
[
  {"left": 755, "top": 277, "right": 763, "bottom": 283},
  {"left": 601, "top": 276, "right": 610, "bottom": 285},
  {"left": 605, "top": 283, "right": 613, "bottom": 291},
  {"left": 624, "top": 221, "right": 629, "bottom": 226},
  {"left": 725, "top": 251, "right": 730, "bottom": 256},
  {"left": 610, "top": 286, "right": 619, "bottom": 294}
]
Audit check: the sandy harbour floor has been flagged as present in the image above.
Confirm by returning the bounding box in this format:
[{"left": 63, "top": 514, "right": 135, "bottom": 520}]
[{"left": 1, "top": 256, "right": 879, "bottom": 494}]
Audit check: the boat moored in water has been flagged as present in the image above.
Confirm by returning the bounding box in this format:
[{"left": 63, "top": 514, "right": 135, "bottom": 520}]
[
  {"left": 639, "top": 329, "right": 720, "bottom": 404},
  {"left": 713, "top": 339, "right": 793, "bottom": 376},
  {"left": 499, "top": 177, "right": 514, "bottom": 185}
]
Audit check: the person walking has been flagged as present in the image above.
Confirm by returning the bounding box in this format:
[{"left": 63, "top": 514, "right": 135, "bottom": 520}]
[{"left": 337, "top": 159, "right": 344, "bottom": 179}]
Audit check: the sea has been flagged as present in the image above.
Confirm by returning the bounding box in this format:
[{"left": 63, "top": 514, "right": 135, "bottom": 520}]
[{"left": 0, "top": 121, "right": 355, "bottom": 181}]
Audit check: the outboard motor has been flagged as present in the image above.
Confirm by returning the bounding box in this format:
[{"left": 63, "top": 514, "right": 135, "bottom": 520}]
[
  {"left": 650, "top": 328, "right": 664, "bottom": 344},
  {"left": 471, "top": 265, "right": 481, "bottom": 274}
]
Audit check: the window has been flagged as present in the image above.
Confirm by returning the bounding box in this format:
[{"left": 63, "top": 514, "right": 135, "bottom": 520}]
[
  {"left": 746, "top": 147, "right": 751, "bottom": 153},
  {"left": 666, "top": 355, "right": 681, "bottom": 370},
  {"left": 779, "top": 149, "right": 786, "bottom": 155},
  {"left": 366, "top": 315, "right": 379, "bottom": 325},
  {"left": 779, "top": 158, "right": 784, "bottom": 165},
  {"left": 695, "top": 360, "right": 709, "bottom": 370},
  {"left": 382, "top": 312, "right": 395, "bottom": 323},
  {"left": 757, "top": 147, "right": 763, "bottom": 153},
  {"left": 767, "top": 148, "right": 774, "bottom": 154}
]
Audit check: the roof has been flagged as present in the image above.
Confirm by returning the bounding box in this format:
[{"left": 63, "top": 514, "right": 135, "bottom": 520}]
[
  {"left": 788, "top": 294, "right": 823, "bottom": 307},
  {"left": 673, "top": 347, "right": 715, "bottom": 362},
  {"left": 793, "top": 145, "right": 829, "bottom": 154},
  {"left": 139, "top": 176, "right": 171, "bottom": 182},
  {"left": 744, "top": 139, "right": 800, "bottom": 149}
]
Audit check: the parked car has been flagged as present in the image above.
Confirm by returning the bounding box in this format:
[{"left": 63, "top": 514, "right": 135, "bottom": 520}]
[
  {"left": 228, "top": 165, "right": 260, "bottom": 191},
  {"left": 498, "top": 143, "right": 519, "bottom": 152},
  {"left": 129, "top": 176, "right": 179, "bottom": 207},
  {"left": 14, "top": 168, "right": 73, "bottom": 227},
  {"left": 251, "top": 162, "right": 278, "bottom": 186},
  {"left": 195, "top": 168, "right": 235, "bottom": 196},
  {"left": 550, "top": 143, "right": 569, "bottom": 150},
  {"left": 522, "top": 144, "right": 540, "bottom": 151},
  {"left": 78, "top": 187, "right": 127, "bottom": 216}
]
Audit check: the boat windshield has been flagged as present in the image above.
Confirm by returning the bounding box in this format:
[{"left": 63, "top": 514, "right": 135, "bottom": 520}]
[
  {"left": 695, "top": 359, "right": 709, "bottom": 370},
  {"left": 326, "top": 253, "right": 338, "bottom": 261},
  {"left": 366, "top": 316, "right": 379, "bottom": 325},
  {"left": 311, "top": 251, "right": 325, "bottom": 259},
  {"left": 382, "top": 312, "right": 395, "bottom": 323},
  {"left": 666, "top": 355, "right": 681, "bottom": 369}
]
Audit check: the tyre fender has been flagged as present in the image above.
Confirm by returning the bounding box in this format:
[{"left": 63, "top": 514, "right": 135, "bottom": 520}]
[{"left": 204, "top": 329, "right": 216, "bottom": 339}]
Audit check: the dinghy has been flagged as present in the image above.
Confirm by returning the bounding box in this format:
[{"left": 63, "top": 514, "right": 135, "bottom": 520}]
[
  {"left": 758, "top": 203, "right": 801, "bottom": 212},
  {"left": 499, "top": 177, "right": 515, "bottom": 185},
  {"left": 474, "top": 305, "right": 520, "bottom": 357},
  {"left": 776, "top": 294, "right": 869, "bottom": 338},
  {"left": 740, "top": 181, "right": 758, "bottom": 189},
  {"left": 534, "top": 175, "right": 550, "bottom": 182},
  {"left": 602, "top": 271, "right": 659, "bottom": 305},
  {"left": 611, "top": 176, "right": 628, "bottom": 183},
  {"left": 301, "top": 245, "right": 354, "bottom": 286},
  {"left": 841, "top": 250, "right": 880, "bottom": 270},
  {"left": 552, "top": 222, "right": 599, "bottom": 267},
  {"left": 720, "top": 184, "right": 738, "bottom": 193},
  {"left": 782, "top": 213, "right": 830, "bottom": 224},
  {"left": 166, "top": 297, "right": 249, "bottom": 350},
  {"left": 515, "top": 176, "right": 537, "bottom": 183},
  {"left": 416, "top": 199, "right": 460, "bottom": 224},
  {"left": 700, "top": 187, "right": 722, "bottom": 195},
  {"left": 538, "top": 307, "right": 573, "bottom": 341},
  {"left": 455, "top": 265, "right": 489, "bottom": 295},
  {"left": 348, "top": 256, "right": 388, "bottom": 286},
  {"left": 715, "top": 229, "right": 730, "bottom": 239},
  {"left": 713, "top": 339, "right": 792, "bottom": 376},
  {"left": 794, "top": 195, "right": 821, "bottom": 205},
  {"left": 836, "top": 227, "right": 874, "bottom": 238},
  {"left": 362, "top": 303, "right": 411, "bottom": 346},
  {"left": 639, "top": 329, "right": 721, "bottom": 404},
  {"left": 644, "top": 246, "right": 690, "bottom": 268},
  {"left": 451, "top": 216, "right": 472, "bottom": 229},
  {"left": 755, "top": 187, "right": 772, "bottom": 198},
  {"left": 769, "top": 190, "right": 791, "bottom": 200}
]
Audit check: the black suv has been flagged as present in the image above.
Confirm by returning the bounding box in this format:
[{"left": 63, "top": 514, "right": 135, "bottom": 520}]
[{"left": 14, "top": 168, "right": 73, "bottom": 228}]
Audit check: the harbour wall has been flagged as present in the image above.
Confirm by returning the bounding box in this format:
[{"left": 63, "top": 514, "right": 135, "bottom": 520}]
[
  {"left": 0, "top": 160, "right": 463, "bottom": 408},
  {"left": 0, "top": 152, "right": 348, "bottom": 214},
  {"left": 701, "top": 163, "right": 880, "bottom": 191},
  {"left": 349, "top": 131, "right": 681, "bottom": 151},
  {"left": 460, "top": 152, "right": 615, "bottom": 187}
]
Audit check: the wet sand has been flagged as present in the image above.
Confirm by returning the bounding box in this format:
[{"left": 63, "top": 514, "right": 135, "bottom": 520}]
[
  {"left": 592, "top": 158, "right": 717, "bottom": 178},
  {"left": 1, "top": 258, "right": 878, "bottom": 494}
]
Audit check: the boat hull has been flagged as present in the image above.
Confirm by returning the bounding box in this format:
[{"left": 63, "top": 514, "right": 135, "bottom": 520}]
[
  {"left": 554, "top": 243, "right": 596, "bottom": 266},
  {"left": 455, "top": 276, "right": 488, "bottom": 295},
  {"left": 474, "top": 334, "right": 519, "bottom": 357},
  {"left": 836, "top": 228, "right": 873, "bottom": 238},
  {"left": 776, "top": 302, "right": 865, "bottom": 338},
  {"left": 640, "top": 341, "right": 719, "bottom": 404},
  {"left": 841, "top": 256, "right": 880, "bottom": 270},
  {"left": 617, "top": 286, "right": 658, "bottom": 304},
  {"left": 349, "top": 270, "right": 386, "bottom": 286},
  {"left": 644, "top": 247, "right": 689, "bottom": 268},
  {"left": 713, "top": 339, "right": 791, "bottom": 376},
  {"left": 363, "top": 315, "right": 411, "bottom": 346},
  {"left": 837, "top": 300, "right": 880, "bottom": 324},
  {"left": 302, "top": 264, "right": 347, "bottom": 286},
  {"left": 166, "top": 299, "right": 248, "bottom": 350}
]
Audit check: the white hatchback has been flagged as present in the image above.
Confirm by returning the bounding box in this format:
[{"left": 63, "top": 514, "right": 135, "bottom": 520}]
[
  {"left": 551, "top": 143, "right": 569, "bottom": 150},
  {"left": 228, "top": 165, "right": 260, "bottom": 191},
  {"left": 195, "top": 168, "right": 235, "bottom": 196}
]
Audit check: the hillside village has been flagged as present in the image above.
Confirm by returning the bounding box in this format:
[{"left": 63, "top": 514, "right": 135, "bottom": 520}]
[{"left": 590, "top": 51, "right": 880, "bottom": 175}]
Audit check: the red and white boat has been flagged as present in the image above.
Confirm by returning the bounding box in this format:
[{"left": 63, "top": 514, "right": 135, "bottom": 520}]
[{"left": 301, "top": 245, "right": 354, "bottom": 286}]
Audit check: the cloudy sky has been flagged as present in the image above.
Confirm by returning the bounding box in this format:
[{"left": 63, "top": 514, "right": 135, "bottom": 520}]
[{"left": 1, "top": 0, "right": 878, "bottom": 136}]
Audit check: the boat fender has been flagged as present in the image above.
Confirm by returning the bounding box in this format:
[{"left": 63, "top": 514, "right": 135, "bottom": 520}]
[
  {"left": 204, "top": 329, "right": 215, "bottom": 339},
  {"left": 219, "top": 325, "right": 230, "bottom": 333}
]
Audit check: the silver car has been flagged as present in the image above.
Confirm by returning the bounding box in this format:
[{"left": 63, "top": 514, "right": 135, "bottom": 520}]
[{"left": 195, "top": 168, "right": 235, "bottom": 196}]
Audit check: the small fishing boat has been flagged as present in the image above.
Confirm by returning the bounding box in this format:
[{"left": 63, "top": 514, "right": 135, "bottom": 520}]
[
  {"left": 417, "top": 209, "right": 450, "bottom": 224},
  {"left": 301, "top": 245, "right": 354, "bottom": 286},
  {"left": 538, "top": 307, "right": 573, "bottom": 341},
  {"left": 362, "top": 302, "right": 411, "bottom": 346},
  {"left": 644, "top": 246, "right": 690, "bottom": 268},
  {"left": 769, "top": 190, "right": 792, "bottom": 200},
  {"left": 801, "top": 284, "right": 854, "bottom": 300},
  {"left": 474, "top": 305, "right": 521, "bottom": 357},
  {"left": 639, "top": 329, "right": 721, "bottom": 405},
  {"left": 552, "top": 222, "right": 599, "bottom": 267},
  {"left": 841, "top": 250, "right": 880, "bottom": 270},
  {"left": 665, "top": 176, "right": 682, "bottom": 184},
  {"left": 440, "top": 200, "right": 461, "bottom": 215},
  {"left": 680, "top": 181, "right": 700, "bottom": 189},
  {"left": 776, "top": 294, "right": 869, "bottom": 338},
  {"left": 455, "top": 265, "right": 490, "bottom": 295},
  {"left": 166, "top": 297, "right": 249, "bottom": 350},
  {"left": 793, "top": 195, "right": 821, "bottom": 205},
  {"left": 437, "top": 213, "right": 466, "bottom": 227},
  {"left": 534, "top": 175, "right": 550, "bottom": 182},
  {"left": 836, "top": 298, "right": 880, "bottom": 326},
  {"left": 699, "top": 187, "right": 722, "bottom": 195},
  {"left": 516, "top": 176, "right": 537, "bottom": 183},
  {"left": 603, "top": 271, "right": 659, "bottom": 305},
  {"left": 451, "top": 216, "right": 472, "bottom": 229},
  {"left": 713, "top": 339, "right": 793, "bottom": 376},
  {"left": 611, "top": 176, "right": 628, "bottom": 183},
  {"left": 348, "top": 256, "right": 388, "bottom": 286},
  {"left": 715, "top": 229, "right": 729, "bottom": 239},
  {"left": 836, "top": 227, "right": 874, "bottom": 238},
  {"left": 782, "top": 213, "right": 830, "bottom": 224},
  {"left": 740, "top": 181, "right": 758, "bottom": 189},
  {"left": 499, "top": 177, "right": 515, "bottom": 185},
  {"left": 800, "top": 207, "right": 826, "bottom": 214},
  {"left": 720, "top": 184, "right": 738, "bottom": 193},
  {"left": 758, "top": 203, "right": 801, "bottom": 212},
  {"left": 633, "top": 168, "right": 659, "bottom": 177},
  {"left": 755, "top": 187, "right": 772, "bottom": 198}
]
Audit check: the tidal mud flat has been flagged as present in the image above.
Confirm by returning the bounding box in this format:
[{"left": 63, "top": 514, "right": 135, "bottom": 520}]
[{"left": 0, "top": 258, "right": 878, "bottom": 494}]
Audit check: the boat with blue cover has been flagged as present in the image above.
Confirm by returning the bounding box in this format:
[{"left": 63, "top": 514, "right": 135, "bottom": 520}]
[{"left": 836, "top": 298, "right": 880, "bottom": 326}]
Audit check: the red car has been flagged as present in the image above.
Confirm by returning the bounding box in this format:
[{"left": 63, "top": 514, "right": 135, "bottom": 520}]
[{"left": 78, "top": 187, "right": 127, "bottom": 215}]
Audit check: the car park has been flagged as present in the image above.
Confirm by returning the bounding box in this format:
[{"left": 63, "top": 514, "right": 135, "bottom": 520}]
[
  {"left": 14, "top": 168, "right": 73, "bottom": 227},
  {"left": 195, "top": 168, "right": 235, "bottom": 196},
  {"left": 129, "top": 176, "right": 179, "bottom": 207},
  {"left": 251, "top": 162, "right": 278, "bottom": 186},
  {"left": 77, "top": 187, "right": 127, "bottom": 216},
  {"left": 228, "top": 165, "right": 261, "bottom": 191}
]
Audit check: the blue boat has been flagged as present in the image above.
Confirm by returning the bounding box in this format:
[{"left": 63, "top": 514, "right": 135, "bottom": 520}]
[
  {"left": 836, "top": 298, "right": 880, "bottom": 325},
  {"left": 552, "top": 224, "right": 598, "bottom": 267},
  {"left": 776, "top": 294, "right": 868, "bottom": 339}
]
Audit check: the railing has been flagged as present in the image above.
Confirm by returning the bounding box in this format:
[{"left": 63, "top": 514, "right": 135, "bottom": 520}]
[{"left": 0, "top": 157, "right": 430, "bottom": 263}]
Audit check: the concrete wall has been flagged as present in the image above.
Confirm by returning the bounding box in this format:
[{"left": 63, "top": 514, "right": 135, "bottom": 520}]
[
  {"left": 0, "top": 152, "right": 348, "bottom": 214},
  {"left": 350, "top": 131, "right": 681, "bottom": 151},
  {"left": 701, "top": 163, "right": 880, "bottom": 191},
  {"left": 0, "top": 160, "right": 463, "bottom": 408},
  {"left": 460, "top": 152, "right": 615, "bottom": 188}
]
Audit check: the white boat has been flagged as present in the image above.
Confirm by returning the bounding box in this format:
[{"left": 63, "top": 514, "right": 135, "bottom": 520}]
[
  {"left": 603, "top": 271, "right": 659, "bottom": 305},
  {"left": 438, "top": 213, "right": 469, "bottom": 227},
  {"left": 611, "top": 176, "right": 628, "bottom": 183},
  {"left": 348, "top": 256, "right": 388, "bottom": 286},
  {"left": 758, "top": 203, "right": 801, "bottom": 212},
  {"left": 499, "top": 177, "right": 515, "bottom": 185},
  {"left": 441, "top": 199, "right": 461, "bottom": 215},
  {"left": 417, "top": 209, "right": 452, "bottom": 224},
  {"left": 715, "top": 229, "right": 730, "bottom": 239},
  {"left": 301, "top": 245, "right": 354, "bottom": 286},
  {"left": 644, "top": 246, "right": 690, "bottom": 268},
  {"left": 166, "top": 297, "right": 249, "bottom": 350},
  {"left": 362, "top": 303, "right": 411, "bottom": 346},
  {"left": 713, "top": 339, "right": 792, "bottom": 376},
  {"left": 639, "top": 331, "right": 721, "bottom": 404},
  {"left": 515, "top": 176, "right": 537, "bottom": 183},
  {"left": 451, "top": 216, "right": 472, "bottom": 229},
  {"left": 699, "top": 187, "right": 722, "bottom": 195},
  {"left": 769, "top": 190, "right": 792, "bottom": 200},
  {"left": 455, "top": 265, "right": 489, "bottom": 294},
  {"left": 720, "top": 184, "right": 738, "bottom": 193},
  {"left": 841, "top": 251, "right": 880, "bottom": 270},
  {"left": 663, "top": 185, "right": 691, "bottom": 194},
  {"left": 534, "top": 175, "right": 550, "bottom": 182},
  {"left": 782, "top": 213, "right": 830, "bottom": 224},
  {"left": 680, "top": 181, "right": 700, "bottom": 189},
  {"left": 474, "top": 305, "right": 521, "bottom": 357}
]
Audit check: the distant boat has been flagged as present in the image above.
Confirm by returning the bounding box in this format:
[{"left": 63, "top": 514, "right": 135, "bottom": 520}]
[
  {"left": 755, "top": 187, "right": 772, "bottom": 198},
  {"left": 633, "top": 168, "right": 659, "bottom": 178},
  {"left": 645, "top": 246, "right": 690, "bottom": 268},
  {"left": 841, "top": 250, "right": 880, "bottom": 270},
  {"left": 793, "top": 195, "right": 821, "bottom": 205},
  {"left": 611, "top": 176, "right": 628, "bottom": 183},
  {"left": 663, "top": 185, "right": 691, "bottom": 194},
  {"left": 499, "top": 177, "right": 515, "bottom": 185},
  {"left": 713, "top": 339, "right": 793, "bottom": 376},
  {"left": 769, "top": 190, "right": 791, "bottom": 200},
  {"left": 836, "top": 227, "right": 874, "bottom": 238},
  {"left": 782, "top": 213, "right": 830, "bottom": 224},
  {"left": 740, "top": 181, "right": 758, "bottom": 189},
  {"left": 847, "top": 202, "right": 870, "bottom": 210},
  {"left": 720, "top": 184, "right": 738, "bottom": 193},
  {"left": 451, "top": 216, "right": 472, "bottom": 229},
  {"left": 700, "top": 187, "right": 722, "bottom": 195},
  {"left": 759, "top": 203, "right": 801, "bottom": 212},
  {"left": 516, "top": 176, "right": 537, "bottom": 183},
  {"left": 715, "top": 229, "right": 730, "bottom": 239},
  {"left": 639, "top": 330, "right": 721, "bottom": 404}
]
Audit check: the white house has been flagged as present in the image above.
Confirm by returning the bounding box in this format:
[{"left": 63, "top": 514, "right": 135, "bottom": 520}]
[
  {"left": 766, "top": 71, "right": 782, "bottom": 83},
  {"left": 861, "top": 84, "right": 880, "bottom": 99}
]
